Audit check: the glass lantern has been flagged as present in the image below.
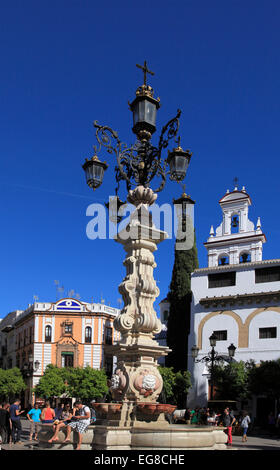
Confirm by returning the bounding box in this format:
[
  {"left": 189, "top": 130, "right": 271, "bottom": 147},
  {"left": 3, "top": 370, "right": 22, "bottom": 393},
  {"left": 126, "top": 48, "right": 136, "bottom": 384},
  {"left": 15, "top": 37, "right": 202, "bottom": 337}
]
[
  {"left": 191, "top": 345, "right": 199, "bottom": 359},
  {"left": 209, "top": 333, "right": 217, "bottom": 348},
  {"left": 129, "top": 87, "right": 160, "bottom": 137},
  {"left": 228, "top": 343, "right": 236, "bottom": 359},
  {"left": 167, "top": 147, "right": 192, "bottom": 182},
  {"left": 105, "top": 196, "right": 127, "bottom": 224},
  {"left": 82, "top": 155, "right": 108, "bottom": 190}
]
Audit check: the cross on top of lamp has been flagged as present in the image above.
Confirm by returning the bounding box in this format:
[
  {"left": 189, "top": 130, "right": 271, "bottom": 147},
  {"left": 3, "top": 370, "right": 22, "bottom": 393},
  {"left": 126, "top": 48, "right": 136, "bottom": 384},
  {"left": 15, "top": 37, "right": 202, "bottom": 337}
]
[
  {"left": 129, "top": 60, "right": 160, "bottom": 141},
  {"left": 82, "top": 61, "right": 193, "bottom": 195}
]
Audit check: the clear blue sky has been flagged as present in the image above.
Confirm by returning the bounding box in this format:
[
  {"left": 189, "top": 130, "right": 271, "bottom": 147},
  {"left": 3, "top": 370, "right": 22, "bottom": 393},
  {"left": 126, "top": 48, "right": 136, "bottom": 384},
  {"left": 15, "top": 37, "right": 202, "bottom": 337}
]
[{"left": 0, "top": 0, "right": 279, "bottom": 317}]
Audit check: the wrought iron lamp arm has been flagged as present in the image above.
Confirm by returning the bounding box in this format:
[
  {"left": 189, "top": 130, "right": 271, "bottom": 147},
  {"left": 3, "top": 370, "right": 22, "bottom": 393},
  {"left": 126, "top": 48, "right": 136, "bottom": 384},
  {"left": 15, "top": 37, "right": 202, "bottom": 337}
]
[{"left": 92, "top": 108, "right": 183, "bottom": 194}]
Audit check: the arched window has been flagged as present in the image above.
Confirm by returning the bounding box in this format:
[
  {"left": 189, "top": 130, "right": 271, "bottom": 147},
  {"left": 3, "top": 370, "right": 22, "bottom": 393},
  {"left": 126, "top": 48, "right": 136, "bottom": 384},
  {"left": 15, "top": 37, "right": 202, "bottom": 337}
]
[
  {"left": 240, "top": 252, "right": 251, "bottom": 263},
  {"left": 45, "top": 325, "right": 52, "bottom": 342},
  {"left": 218, "top": 254, "right": 229, "bottom": 266},
  {"left": 85, "top": 326, "right": 92, "bottom": 343},
  {"left": 231, "top": 214, "right": 239, "bottom": 234}
]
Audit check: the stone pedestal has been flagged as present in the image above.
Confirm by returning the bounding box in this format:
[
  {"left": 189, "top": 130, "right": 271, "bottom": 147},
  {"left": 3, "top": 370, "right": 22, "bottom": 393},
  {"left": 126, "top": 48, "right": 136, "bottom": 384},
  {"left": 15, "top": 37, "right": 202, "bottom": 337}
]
[{"left": 38, "top": 423, "right": 228, "bottom": 450}]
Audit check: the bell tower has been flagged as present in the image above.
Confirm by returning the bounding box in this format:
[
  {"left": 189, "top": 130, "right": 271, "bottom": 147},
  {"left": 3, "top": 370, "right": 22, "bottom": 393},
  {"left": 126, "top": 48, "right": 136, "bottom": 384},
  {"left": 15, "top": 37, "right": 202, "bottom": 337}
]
[{"left": 205, "top": 186, "right": 266, "bottom": 267}]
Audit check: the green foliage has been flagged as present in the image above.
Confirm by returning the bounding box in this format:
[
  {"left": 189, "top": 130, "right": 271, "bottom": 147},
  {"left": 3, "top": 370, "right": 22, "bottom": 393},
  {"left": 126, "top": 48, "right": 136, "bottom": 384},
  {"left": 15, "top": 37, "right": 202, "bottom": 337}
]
[
  {"left": 0, "top": 367, "right": 26, "bottom": 401},
  {"left": 65, "top": 366, "right": 108, "bottom": 400},
  {"left": 158, "top": 366, "right": 191, "bottom": 408},
  {"left": 34, "top": 365, "right": 109, "bottom": 401},
  {"left": 34, "top": 364, "right": 67, "bottom": 399},
  {"left": 166, "top": 230, "right": 199, "bottom": 371},
  {"left": 212, "top": 360, "right": 255, "bottom": 401},
  {"left": 248, "top": 359, "right": 280, "bottom": 399}
]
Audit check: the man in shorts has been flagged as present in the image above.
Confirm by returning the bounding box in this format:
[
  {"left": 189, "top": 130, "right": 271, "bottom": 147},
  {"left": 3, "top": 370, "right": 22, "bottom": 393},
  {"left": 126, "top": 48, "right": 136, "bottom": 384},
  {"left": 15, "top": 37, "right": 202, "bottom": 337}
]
[
  {"left": 62, "top": 400, "right": 90, "bottom": 450},
  {"left": 27, "top": 403, "right": 42, "bottom": 441}
]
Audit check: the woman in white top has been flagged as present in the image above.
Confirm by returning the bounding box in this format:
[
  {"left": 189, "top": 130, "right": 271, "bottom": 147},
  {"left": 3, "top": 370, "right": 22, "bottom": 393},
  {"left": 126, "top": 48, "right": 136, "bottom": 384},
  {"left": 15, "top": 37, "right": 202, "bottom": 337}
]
[{"left": 241, "top": 411, "right": 251, "bottom": 442}]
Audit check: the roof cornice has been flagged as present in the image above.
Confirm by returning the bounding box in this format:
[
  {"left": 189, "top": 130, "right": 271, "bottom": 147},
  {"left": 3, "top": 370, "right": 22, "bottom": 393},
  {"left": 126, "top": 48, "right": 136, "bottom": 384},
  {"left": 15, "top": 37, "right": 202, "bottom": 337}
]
[
  {"left": 200, "top": 290, "right": 280, "bottom": 308},
  {"left": 193, "top": 258, "right": 280, "bottom": 275}
]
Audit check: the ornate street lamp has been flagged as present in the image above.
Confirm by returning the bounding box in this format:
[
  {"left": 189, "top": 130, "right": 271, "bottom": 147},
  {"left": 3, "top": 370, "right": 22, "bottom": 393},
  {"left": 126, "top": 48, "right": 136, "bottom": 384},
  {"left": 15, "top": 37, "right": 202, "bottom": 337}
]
[
  {"left": 228, "top": 343, "right": 236, "bottom": 360},
  {"left": 209, "top": 333, "right": 218, "bottom": 348},
  {"left": 191, "top": 344, "right": 199, "bottom": 359},
  {"left": 129, "top": 61, "right": 160, "bottom": 138},
  {"left": 82, "top": 155, "right": 108, "bottom": 191},
  {"left": 82, "top": 61, "right": 192, "bottom": 198},
  {"left": 21, "top": 355, "right": 40, "bottom": 378},
  {"left": 105, "top": 195, "right": 127, "bottom": 225},
  {"left": 167, "top": 137, "right": 192, "bottom": 182},
  {"left": 192, "top": 333, "right": 236, "bottom": 401},
  {"left": 81, "top": 62, "right": 193, "bottom": 426}
]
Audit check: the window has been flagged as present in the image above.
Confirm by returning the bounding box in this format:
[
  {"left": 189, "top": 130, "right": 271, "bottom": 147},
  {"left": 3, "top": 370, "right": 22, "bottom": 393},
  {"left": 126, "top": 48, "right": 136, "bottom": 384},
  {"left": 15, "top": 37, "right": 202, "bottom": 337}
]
[
  {"left": 163, "top": 310, "right": 169, "bottom": 322},
  {"left": 61, "top": 352, "right": 74, "bottom": 367},
  {"left": 105, "top": 357, "right": 113, "bottom": 377},
  {"left": 64, "top": 323, "right": 73, "bottom": 335},
  {"left": 218, "top": 255, "right": 229, "bottom": 266},
  {"left": 208, "top": 271, "right": 236, "bottom": 288},
  {"left": 240, "top": 252, "right": 251, "bottom": 263},
  {"left": 105, "top": 327, "right": 113, "bottom": 345},
  {"left": 29, "top": 326, "right": 33, "bottom": 344},
  {"left": 231, "top": 214, "right": 239, "bottom": 234},
  {"left": 45, "top": 325, "right": 52, "bottom": 342},
  {"left": 255, "top": 266, "right": 280, "bottom": 284},
  {"left": 85, "top": 326, "right": 92, "bottom": 343},
  {"left": 213, "top": 330, "right": 227, "bottom": 341},
  {"left": 259, "top": 327, "right": 277, "bottom": 339}
]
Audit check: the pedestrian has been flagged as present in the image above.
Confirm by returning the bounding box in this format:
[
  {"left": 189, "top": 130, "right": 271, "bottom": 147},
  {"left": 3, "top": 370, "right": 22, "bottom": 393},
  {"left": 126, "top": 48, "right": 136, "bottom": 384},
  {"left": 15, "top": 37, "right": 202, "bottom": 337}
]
[
  {"left": 207, "top": 410, "right": 217, "bottom": 426},
  {"left": 40, "top": 400, "right": 55, "bottom": 424},
  {"left": 62, "top": 400, "right": 91, "bottom": 450},
  {"left": 184, "top": 408, "right": 191, "bottom": 425},
  {"left": 48, "top": 404, "right": 74, "bottom": 443},
  {"left": 27, "top": 402, "right": 42, "bottom": 441},
  {"left": 191, "top": 407, "right": 200, "bottom": 424},
  {"left": 0, "top": 403, "right": 10, "bottom": 444},
  {"left": 240, "top": 411, "right": 251, "bottom": 442},
  {"left": 222, "top": 408, "right": 236, "bottom": 446},
  {"left": 54, "top": 403, "right": 64, "bottom": 420},
  {"left": 10, "top": 399, "right": 25, "bottom": 444},
  {"left": 268, "top": 412, "right": 276, "bottom": 437},
  {"left": 3, "top": 403, "right": 12, "bottom": 444}
]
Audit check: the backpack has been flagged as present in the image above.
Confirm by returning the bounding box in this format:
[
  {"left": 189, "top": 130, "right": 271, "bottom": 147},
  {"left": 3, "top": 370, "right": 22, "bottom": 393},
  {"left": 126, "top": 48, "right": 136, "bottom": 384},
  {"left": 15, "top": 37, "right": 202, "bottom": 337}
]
[{"left": 89, "top": 407, "right": 96, "bottom": 424}]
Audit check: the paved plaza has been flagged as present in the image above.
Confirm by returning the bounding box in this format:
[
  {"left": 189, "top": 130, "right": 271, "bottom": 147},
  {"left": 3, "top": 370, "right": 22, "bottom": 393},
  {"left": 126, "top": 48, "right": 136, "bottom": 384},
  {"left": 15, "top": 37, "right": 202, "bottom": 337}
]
[{"left": 1, "top": 418, "right": 280, "bottom": 451}]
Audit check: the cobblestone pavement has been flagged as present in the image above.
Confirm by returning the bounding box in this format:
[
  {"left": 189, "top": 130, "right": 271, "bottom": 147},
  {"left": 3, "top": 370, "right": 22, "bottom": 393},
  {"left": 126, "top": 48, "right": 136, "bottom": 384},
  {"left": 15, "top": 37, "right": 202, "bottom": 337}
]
[{"left": 1, "top": 419, "right": 280, "bottom": 451}]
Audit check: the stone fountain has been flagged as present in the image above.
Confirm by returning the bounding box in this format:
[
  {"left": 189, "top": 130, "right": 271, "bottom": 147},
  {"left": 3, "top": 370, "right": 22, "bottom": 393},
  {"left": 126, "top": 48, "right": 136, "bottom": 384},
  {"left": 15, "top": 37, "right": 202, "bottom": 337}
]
[{"left": 90, "top": 186, "right": 227, "bottom": 450}]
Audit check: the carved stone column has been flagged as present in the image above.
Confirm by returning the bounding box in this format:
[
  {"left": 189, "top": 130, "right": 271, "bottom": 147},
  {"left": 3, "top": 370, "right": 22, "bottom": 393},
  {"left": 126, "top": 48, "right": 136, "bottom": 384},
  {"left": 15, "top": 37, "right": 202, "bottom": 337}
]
[{"left": 106, "top": 186, "right": 171, "bottom": 426}]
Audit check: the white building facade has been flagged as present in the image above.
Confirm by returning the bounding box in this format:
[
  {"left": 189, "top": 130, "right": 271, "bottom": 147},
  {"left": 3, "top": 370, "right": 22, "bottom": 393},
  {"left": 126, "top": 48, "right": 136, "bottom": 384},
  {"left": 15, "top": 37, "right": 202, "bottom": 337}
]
[{"left": 188, "top": 187, "right": 280, "bottom": 419}]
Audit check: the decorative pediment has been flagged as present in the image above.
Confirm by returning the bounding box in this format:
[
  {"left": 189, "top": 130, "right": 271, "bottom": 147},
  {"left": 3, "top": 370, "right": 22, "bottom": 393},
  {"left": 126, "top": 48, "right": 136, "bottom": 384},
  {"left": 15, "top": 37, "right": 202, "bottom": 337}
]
[
  {"left": 54, "top": 298, "right": 83, "bottom": 312},
  {"left": 57, "top": 336, "right": 77, "bottom": 346}
]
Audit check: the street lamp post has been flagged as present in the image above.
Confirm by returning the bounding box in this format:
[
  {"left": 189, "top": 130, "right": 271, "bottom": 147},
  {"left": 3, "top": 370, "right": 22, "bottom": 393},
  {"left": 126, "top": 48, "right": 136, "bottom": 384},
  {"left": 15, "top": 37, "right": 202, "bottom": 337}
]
[
  {"left": 82, "top": 62, "right": 193, "bottom": 426},
  {"left": 21, "top": 355, "right": 40, "bottom": 406},
  {"left": 191, "top": 334, "right": 236, "bottom": 401}
]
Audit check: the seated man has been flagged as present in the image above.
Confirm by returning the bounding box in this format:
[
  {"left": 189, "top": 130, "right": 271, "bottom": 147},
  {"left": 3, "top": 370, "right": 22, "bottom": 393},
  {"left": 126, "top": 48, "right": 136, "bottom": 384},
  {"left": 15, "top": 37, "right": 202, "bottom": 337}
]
[{"left": 62, "top": 401, "right": 90, "bottom": 450}]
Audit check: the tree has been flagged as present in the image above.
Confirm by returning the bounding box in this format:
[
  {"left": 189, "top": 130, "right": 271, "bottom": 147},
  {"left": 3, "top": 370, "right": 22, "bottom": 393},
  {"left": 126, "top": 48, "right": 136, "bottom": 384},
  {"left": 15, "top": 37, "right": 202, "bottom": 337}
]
[
  {"left": 65, "top": 366, "right": 108, "bottom": 401},
  {"left": 158, "top": 366, "right": 191, "bottom": 408},
  {"left": 34, "top": 365, "right": 109, "bottom": 402},
  {"left": 0, "top": 368, "right": 26, "bottom": 402},
  {"left": 211, "top": 360, "right": 255, "bottom": 402},
  {"left": 248, "top": 359, "right": 280, "bottom": 402},
  {"left": 166, "top": 225, "right": 199, "bottom": 372},
  {"left": 34, "top": 364, "right": 67, "bottom": 399}
]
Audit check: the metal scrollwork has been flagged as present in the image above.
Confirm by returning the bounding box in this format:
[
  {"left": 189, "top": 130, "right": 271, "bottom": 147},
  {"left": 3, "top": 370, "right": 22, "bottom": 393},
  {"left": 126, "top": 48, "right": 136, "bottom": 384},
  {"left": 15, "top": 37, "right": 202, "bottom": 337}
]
[{"left": 92, "top": 108, "right": 181, "bottom": 194}]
